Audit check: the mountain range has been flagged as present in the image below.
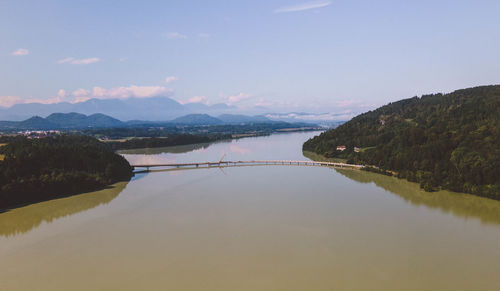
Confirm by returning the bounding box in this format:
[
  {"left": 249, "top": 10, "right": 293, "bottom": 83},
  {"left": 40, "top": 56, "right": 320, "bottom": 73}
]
[
  {"left": 0, "top": 113, "right": 123, "bottom": 130},
  {"left": 0, "top": 112, "right": 285, "bottom": 131},
  {"left": 0, "top": 96, "right": 347, "bottom": 125},
  {"left": 0, "top": 96, "right": 236, "bottom": 121}
]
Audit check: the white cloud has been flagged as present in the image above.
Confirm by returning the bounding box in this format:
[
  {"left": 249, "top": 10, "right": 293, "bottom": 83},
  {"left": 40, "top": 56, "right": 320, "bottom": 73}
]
[
  {"left": 57, "top": 89, "right": 67, "bottom": 99},
  {"left": 198, "top": 33, "right": 211, "bottom": 38},
  {"left": 72, "top": 57, "right": 100, "bottom": 64},
  {"left": 275, "top": 1, "right": 331, "bottom": 13},
  {"left": 165, "top": 76, "right": 179, "bottom": 83},
  {"left": 92, "top": 85, "right": 170, "bottom": 99},
  {"left": 1, "top": 84, "right": 173, "bottom": 107},
  {"left": 72, "top": 58, "right": 100, "bottom": 65},
  {"left": 11, "top": 48, "right": 29, "bottom": 56},
  {"left": 0, "top": 96, "right": 23, "bottom": 107},
  {"left": 0, "top": 95, "right": 66, "bottom": 107},
  {"left": 164, "top": 32, "right": 187, "bottom": 39},
  {"left": 57, "top": 57, "right": 101, "bottom": 65},
  {"left": 181, "top": 96, "right": 209, "bottom": 104},
  {"left": 71, "top": 85, "right": 172, "bottom": 102},
  {"left": 57, "top": 57, "right": 74, "bottom": 64},
  {"left": 72, "top": 88, "right": 91, "bottom": 97},
  {"left": 25, "top": 97, "right": 65, "bottom": 104},
  {"left": 226, "top": 93, "right": 253, "bottom": 105},
  {"left": 73, "top": 96, "right": 91, "bottom": 103}
]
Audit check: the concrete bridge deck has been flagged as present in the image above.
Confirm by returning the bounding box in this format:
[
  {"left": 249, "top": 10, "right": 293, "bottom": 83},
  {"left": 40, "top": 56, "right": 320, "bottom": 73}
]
[{"left": 131, "top": 160, "right": 365, "bottom": 171}]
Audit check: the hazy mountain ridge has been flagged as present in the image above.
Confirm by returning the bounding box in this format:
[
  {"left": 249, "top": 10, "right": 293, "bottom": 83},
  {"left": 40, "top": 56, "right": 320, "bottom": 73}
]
[
  {"left": 0, "top": 112, "right": 306, "bottom": 131},
  {"left": 0, "top": 113, "right": 124, "bottom": 130},
  {"left": 0, "top": 96, "right": 349, "bottom": 124},
  {"left": 0, "top": 96, "right": 233, "bottom": 121},
  {"left": 171, "top": 114, "right": 224, "bottom": 125},
  {"left": 218, "top": 114, "right": 272, "bottom": 124},
  {"left": 46, "top": 113, "right": 124, "bottom": 128}
]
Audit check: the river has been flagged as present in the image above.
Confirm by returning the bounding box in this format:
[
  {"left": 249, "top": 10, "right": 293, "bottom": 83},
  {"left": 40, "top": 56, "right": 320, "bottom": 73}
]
[{"left": 1, "top": 131, "right": 500, "bottom": 290}]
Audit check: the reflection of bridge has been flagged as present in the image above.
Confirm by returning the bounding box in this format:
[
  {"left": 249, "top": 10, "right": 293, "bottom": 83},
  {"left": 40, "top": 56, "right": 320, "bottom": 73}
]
[{"left": 131, "top": 160, "right": 365, "bottom": 171}]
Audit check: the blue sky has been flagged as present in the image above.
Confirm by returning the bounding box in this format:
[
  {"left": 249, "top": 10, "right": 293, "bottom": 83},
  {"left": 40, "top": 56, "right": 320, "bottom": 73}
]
[{"left": 1, "top": 0, "right": 499, "bottom": 113}]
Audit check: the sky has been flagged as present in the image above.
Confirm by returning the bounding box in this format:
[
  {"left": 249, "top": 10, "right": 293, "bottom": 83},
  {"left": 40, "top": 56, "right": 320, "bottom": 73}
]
[{"left": 1, "top": 0, "right": 500, "bottom": 114}]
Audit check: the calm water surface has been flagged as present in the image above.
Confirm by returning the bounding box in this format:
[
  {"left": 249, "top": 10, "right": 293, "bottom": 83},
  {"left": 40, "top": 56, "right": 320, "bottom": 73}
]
[{"left": 1, "top": 132, "right": 500, "bottom": 290}]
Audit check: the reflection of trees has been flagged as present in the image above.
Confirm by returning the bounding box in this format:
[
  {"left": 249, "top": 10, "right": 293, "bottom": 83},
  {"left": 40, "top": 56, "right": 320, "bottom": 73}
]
[
  {"left": 117, "top": 138, "right": 238, "bottom": 155},
  {"left": 0, "top": 182, "right": 128, "bottom": 237},
  {"left": 336, "top": 169, "right": 500, "bottom": 225},
  {"left": 117, "top": 142, "right": 213, "bottom": 155}
]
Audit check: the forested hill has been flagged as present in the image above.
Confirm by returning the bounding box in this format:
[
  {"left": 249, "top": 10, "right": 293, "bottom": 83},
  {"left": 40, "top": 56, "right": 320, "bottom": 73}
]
[
  {"left": 303, "top": 85, "right": 500, "bottom": 200},
  {"left": 0, "top": 136, "right": 133, "bottom": 210}
]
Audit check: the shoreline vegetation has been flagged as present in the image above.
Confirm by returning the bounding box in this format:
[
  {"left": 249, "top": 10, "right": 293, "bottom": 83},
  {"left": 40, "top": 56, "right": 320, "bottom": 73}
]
[
  {"left": 95, "top": 125, "right": 321, "bottom": 151},
  {"left": 106, "top": 130, "right": 322, "bottom": 151},
  {"left": 0, "top": 136, "right": 133, "bottom": 211},
  {"left": 0, "top": 126, "right": 321, "bottom": 210},
  {"left": 104, "top": 134, "right": 229, "bottom": 151},
  {"left": 303, "top": 85, "right": 500, "bottom": 200}
]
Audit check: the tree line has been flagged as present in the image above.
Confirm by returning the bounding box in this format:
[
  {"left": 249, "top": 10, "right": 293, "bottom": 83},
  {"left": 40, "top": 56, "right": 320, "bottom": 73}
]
[
  {"left": 304, "top": 85, "right": 500, "bottom": 200},
  {"left": 0, "top": 135, "right": 133, "bottom": 210},
  {"left": 107, "top": 134, "right": 230, "bottom": 151},
  {"left": 84, "top": 122, "right": 316, "bottom": 139}
]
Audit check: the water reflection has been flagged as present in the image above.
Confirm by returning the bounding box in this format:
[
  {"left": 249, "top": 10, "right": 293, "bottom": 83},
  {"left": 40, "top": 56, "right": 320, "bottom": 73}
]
[
  {"left": 336, "top": 169, "right": 500, "bottom": 225},
  {"left": 120, "top": 132, "right": 318, "bottom": 166},
  {"left": 140, "top": 163, "right": 337, "bottom": 174},
  {"left": 118, "top": 142, "right": 218, "bottom": 155},
  {"left": 0, "top": 182, "right": 128, "bottom": 237},
  {"left": 119, "top": 140, "right": 248, "bottom": 166},
  {"left": 2, "top": 132, "right": 500, "bottom": 290},
  {"left": 229, "top": 143, "right": 252, "bottom": 154}
]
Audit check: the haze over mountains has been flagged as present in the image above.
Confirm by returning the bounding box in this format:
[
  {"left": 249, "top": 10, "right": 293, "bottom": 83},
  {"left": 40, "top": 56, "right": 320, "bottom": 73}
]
[
  {"left": 0, "top": 112, "right": 313, "bottom": 131},
  {"left": 0, "top": 96, "right": 230, "bottom": 121},
  {"left": 0, "top": 96, "right": 347, "bottom": 125}
]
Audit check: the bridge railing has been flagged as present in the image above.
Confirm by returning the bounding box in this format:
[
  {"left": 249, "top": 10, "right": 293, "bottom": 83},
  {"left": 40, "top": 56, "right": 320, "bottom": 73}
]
[{"left": 131, "top": 160, "right": 365, "bottom": 170}]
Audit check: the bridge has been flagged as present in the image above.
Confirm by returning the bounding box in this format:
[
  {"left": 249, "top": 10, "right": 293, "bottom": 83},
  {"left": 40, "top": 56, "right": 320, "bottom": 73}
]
[{"left": 131, "top": 160, "right": 365, "bottom": 171}]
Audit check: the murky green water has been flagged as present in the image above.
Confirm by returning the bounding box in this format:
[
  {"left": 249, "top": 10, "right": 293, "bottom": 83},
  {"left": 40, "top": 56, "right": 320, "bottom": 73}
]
[{"left": 1, "top": 132, "right": 500, "bottom": 290}]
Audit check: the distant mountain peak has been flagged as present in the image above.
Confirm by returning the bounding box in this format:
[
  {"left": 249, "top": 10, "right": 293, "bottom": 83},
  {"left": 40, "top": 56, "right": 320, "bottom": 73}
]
[
  {"left": 0, "top": 96, "right": 189, "bottom": 121},
  {"left": 0, "top": 112, "right": 124, "bottom": 130}
]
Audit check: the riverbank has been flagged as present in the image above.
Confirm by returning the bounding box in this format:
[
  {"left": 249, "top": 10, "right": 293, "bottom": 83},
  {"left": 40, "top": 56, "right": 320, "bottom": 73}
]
[
  {"left": 105, "top": 128, "right": 322, "bottom": 151},
  {"left": 3, "top": 131, "right": 500, "bottom": 290},
  {"left": 303, "top": 85, "right": 500, "bottom": 200},
  {"left": 0, "top": 136, "right": 133, "bottom": 211}
]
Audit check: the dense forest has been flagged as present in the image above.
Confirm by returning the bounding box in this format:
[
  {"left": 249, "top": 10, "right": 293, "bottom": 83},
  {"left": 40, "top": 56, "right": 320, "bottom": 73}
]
[
  {"left": 107, "top": 134, "right": 230, "bottom": 151},
  {"left": 84, "top": 122, "right": 317, "bottom": 139},
  {"left": 0, "top": 135, "right": 133, "bottom": 210},
  {"left": 303, "top": 85, "right": 500, "bottom": 200}
]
